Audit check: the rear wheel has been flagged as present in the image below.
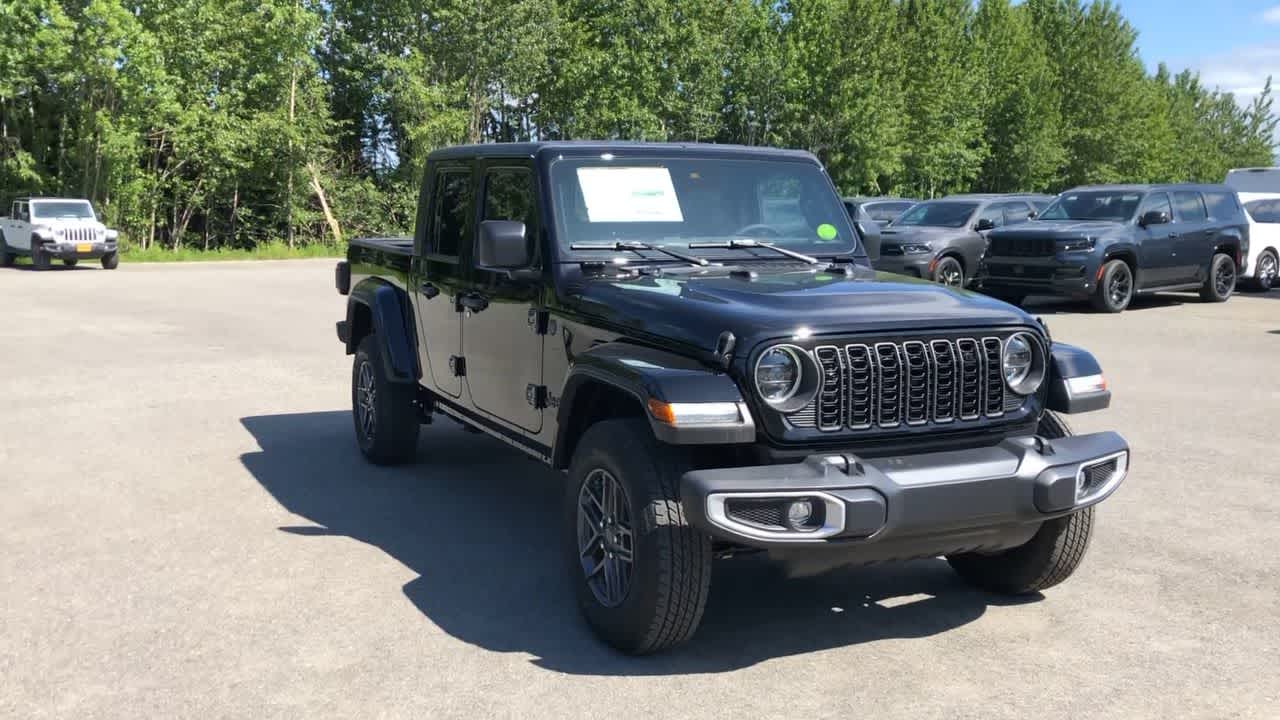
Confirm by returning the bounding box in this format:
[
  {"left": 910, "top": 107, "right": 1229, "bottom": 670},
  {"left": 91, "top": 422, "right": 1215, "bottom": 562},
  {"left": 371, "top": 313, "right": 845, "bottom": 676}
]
[
  {"left": 101, "top": 252, "right": 119, "bottom": 270},
  {"left": 1250, "top": 249, "right": 1276, "bottom": 291},
  {"left": 933, "top": 256, "right": 965, "bottom": 288},
  {"left": 564, "top": 418, "right": 712, "bottom": 654},
  {"left": 351, "top": 334, "right": 419, "bottom": 465},
  {"left": 946, "top": 412, "right": 1095, "bottom": 594},
  {"left": 1200, "top": 252, "right": 1235, "bottom": 303},
  {"left": 1090, "top": 259, "right": 1132, "bottom": 313}
]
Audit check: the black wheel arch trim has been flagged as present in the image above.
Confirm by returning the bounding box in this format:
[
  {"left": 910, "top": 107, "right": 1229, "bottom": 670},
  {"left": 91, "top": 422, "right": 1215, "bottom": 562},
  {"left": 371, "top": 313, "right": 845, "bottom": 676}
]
[
  {"left": 1046, "top": 342, "right": 1111, "bottom": 414},
  {"left": 553, "top": 342, "right": 754, "bottom": 467},
  {"left": 345, "top": 277, "right": 420, "bottom": 383}
]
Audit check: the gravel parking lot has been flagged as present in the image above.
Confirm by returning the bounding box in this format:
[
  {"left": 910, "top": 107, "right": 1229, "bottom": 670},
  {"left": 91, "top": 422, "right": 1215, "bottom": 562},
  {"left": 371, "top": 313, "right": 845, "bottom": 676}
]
[{"left": 2, "top": 259, "right": 1278, "bottom": 719}]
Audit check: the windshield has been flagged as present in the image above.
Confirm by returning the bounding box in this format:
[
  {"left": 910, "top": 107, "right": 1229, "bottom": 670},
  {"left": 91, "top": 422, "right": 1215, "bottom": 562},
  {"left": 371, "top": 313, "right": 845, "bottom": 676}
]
[
  {"left": 892, "top": 201, "right": 977, "bottom": 228},
  {"left": 863, "top": 201, "right": 914, "bottom": 223},
  {"left": 550, "top": 157, "right": 862, "bottom": 257},
  {"left": 1039, "top": 191, "right": 1141, "bottom": 222},
  {"left": 31, "top": 200, "right": 95, "bottom": 220}
]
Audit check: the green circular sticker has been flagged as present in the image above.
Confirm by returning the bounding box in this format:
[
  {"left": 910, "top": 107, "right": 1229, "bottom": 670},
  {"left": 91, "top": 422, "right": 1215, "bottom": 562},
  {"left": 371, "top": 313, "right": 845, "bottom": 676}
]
[{"left": 816, "top": 223, "right": 838, "bottom": 241}]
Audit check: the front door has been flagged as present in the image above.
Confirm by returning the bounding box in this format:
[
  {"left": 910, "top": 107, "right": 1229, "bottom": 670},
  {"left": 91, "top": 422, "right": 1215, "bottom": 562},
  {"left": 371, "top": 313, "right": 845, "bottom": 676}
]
[
  {"left": 460, "top": 163, "right": 544, "bottom": 433},
  {"left": 1136, "top": 192, "right": 1177, "bottom": 288},
  {"left": 412, "top": 164, "right": 473, "bottom": 399}
]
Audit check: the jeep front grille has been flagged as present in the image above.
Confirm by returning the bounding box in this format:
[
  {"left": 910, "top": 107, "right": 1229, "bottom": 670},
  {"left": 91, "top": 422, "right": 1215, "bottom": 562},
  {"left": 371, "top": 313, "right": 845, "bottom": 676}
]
[
  {"left": 64, "top": 227, "right": 96, "bottom": 244},
  {"left": 799, "top": 336, "right": 1020, "bottom": 432}
]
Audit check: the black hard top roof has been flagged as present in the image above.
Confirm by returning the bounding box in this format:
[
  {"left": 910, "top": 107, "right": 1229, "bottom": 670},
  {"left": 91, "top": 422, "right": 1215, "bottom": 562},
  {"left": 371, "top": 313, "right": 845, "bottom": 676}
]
[{"left": 426, "top": 141, "right": 819, "bottom": 163}]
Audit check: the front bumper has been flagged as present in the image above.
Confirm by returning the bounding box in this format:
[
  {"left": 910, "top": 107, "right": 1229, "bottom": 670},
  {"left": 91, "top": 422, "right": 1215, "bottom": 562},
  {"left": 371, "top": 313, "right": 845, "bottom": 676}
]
[
  {"left": 36, "top": 241, "right": 117, "bottom": 260},
  {"left": 874, "top": 253, "right": 933, "bottom": 279},
  {"left": 681, "top": 431, "right": 1128, "bottom": 553},
  {"left": 981, "top": 256, "right": 1098, "bottom": 298}
]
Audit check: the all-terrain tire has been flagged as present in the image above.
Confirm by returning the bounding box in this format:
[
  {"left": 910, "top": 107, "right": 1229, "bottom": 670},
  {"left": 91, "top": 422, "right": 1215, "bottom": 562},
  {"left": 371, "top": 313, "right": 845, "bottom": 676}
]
[
  {"left": 351, "top": 334, "right": 419, "bottom": 465},
  {"left": 946, "top": 411, "right": 1095, "bottom": 594},
  {"left": 1090, "top": 259, "right": 1132, "bottom": 313},
  {"left": 1200, "top": 252, "right": 1235, "bottom": 303},
  {"left": 31, "top": 245, "right": 51, "bottom": 271},
  {"left": 0, "top": 234, "right": 13, "bottom": 267},
  {"left": 564, "top": 418, "right": 712, "bottom": 654},
  {"left": 101, "top": 252, "right": 119, "bottom": 270}
]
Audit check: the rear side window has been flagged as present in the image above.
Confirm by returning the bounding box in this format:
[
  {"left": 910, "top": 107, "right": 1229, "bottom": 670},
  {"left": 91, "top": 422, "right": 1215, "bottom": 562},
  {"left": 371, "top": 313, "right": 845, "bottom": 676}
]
[
  {"left": 1140, "top": 192, "right": 1173, "bottom": 220},
  {"left": 1001, "top": 201, "right": 1033, "bottom": 225},
  {"left": 431, "top": 170, "right": 473, "bottom": 257},
  {"left": 1245, "top": 199, "right": 1280, "bottom": 223},
  {"left": 977, "top": 203, "right": 1005, "bottom": 227},
  {"left": 1203, "top": 192, "right": 1240, "bottom": 221},
  {"left": 1172, "top": 192, "right": 1207, "bottom": 222}
]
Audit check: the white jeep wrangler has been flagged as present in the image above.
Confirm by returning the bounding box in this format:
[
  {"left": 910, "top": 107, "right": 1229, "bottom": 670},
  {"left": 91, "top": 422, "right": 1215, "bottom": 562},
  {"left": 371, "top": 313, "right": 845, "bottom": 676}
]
[{"left": 0, "top": 198, "right": 120, "bottom": 270}]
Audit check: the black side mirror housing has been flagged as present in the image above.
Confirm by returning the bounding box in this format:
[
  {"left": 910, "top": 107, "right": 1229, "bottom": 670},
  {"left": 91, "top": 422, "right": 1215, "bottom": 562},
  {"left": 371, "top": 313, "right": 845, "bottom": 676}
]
[
  {"left": 975, "top": 218, "right": 996, "bottom": 232},
  {"left": 476, "top": 220, "right": 532, "bottom": 271},
  {"left": 1139, "top": 210, "right": 1170, "bottom": 227}
]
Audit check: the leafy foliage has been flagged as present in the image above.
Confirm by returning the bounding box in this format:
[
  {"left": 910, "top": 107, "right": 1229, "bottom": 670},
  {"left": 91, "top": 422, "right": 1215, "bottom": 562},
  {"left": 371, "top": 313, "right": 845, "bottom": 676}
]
[{"left": 0, "top": 0, "right": 1275, "bottom": 252}]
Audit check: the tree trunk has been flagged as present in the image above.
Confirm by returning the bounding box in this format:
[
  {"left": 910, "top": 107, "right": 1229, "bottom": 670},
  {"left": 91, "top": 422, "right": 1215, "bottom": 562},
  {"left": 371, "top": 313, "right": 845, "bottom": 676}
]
[
  {"left": 308, "top": 163, "right": 343, "bottom": 246},
  {"left": 286, "top": 65, "right": 298, "bottom": 249}
]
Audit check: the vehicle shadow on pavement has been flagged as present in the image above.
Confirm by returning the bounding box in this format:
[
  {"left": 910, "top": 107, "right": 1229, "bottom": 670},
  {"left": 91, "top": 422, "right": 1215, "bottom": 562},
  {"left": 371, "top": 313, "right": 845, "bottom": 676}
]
[
  {"left": 240, "top": 411, "right": 1037, "bottom": 675},
  {"left": 1020, "top": 295, "right": 1186, "bottom": 315}
]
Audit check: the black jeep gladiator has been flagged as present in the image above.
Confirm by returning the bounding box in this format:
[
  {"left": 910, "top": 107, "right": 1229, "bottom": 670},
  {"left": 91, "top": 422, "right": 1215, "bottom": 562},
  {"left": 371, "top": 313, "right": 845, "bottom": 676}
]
[
  {"left": 981, "top": 184, "right": 1246, "bottom": 312},
  {"left": 334, "top": 142, "right": 1129, "bottom": 654}
]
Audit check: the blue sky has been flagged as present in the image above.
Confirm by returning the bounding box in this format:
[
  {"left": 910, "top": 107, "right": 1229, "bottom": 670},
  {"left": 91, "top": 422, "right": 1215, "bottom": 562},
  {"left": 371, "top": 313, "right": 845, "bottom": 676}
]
[{"left": 1121, "top": 0, "right": 1279, "bottom": 111}]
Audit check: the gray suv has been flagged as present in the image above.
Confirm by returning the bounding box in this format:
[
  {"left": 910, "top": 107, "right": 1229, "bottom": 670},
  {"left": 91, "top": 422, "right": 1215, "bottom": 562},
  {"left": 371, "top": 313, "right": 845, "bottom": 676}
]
[{"left": 875, "top": 194, "right": 1054, "bottom": 287}]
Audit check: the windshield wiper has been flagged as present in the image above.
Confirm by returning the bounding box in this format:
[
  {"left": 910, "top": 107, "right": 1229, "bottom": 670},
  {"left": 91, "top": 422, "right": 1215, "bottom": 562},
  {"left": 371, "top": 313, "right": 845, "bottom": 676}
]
[
  {"left": 687, "top": 239, "right": 819, "bottom": 265},
  {"left": 569, "top": 241, "right": 709, "bottom": 267}
]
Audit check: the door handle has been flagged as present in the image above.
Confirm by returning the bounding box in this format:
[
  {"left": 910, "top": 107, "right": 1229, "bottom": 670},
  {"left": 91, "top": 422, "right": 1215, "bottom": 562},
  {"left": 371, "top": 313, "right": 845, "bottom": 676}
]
[
  {"left": 1167, "top": 233, "right": 1179, "bottom": 239},
  {"left": 419, "top": 282, "right": 440, "bottom": 299},
  {"left": 456, "top": 292, "right": 489, "bottom": 313}
]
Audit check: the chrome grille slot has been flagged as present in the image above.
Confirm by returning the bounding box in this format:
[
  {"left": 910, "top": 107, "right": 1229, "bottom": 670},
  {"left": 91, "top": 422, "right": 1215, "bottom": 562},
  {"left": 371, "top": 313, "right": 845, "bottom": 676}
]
[
  {"left": 845, "top": 344, "right": 873, "bottom": 429},
  {"left": 955, "top": 339, "right": 982, "bottom": 420},
  {"left": 982, "top": 337, "right": 1005, "bottom": 417},
  {"left": 930, "top": 339, "right": 957, "bottom": 422},
  {"left": 902, "top": 341, "right": 930, "bottom": 425},
  {"left": 874, "top": 343, "right": 902, "bottom": 427},
  {"left": 814, "top": 346, "right": 844, "bottom": 431}
]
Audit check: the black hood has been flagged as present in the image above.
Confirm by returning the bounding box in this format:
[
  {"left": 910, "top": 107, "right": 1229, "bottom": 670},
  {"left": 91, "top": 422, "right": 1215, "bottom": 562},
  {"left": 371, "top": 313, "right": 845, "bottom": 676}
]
[
  {"left": 991, "top": 220, "right": 1126, "bottom": 240},
  {"left": 573, "top": 264, "right": 1037, "bottom": 354}
]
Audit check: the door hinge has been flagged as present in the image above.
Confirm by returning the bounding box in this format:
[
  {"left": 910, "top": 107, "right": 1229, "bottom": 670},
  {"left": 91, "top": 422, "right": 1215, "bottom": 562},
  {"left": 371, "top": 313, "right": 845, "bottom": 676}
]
[
  {"left": 526, "top": 384, "right": 548, "bottom": 409},
  {"left": 449, "top": 355, "right": 466, "bottom": 377},
  {"left": 529, "top": 308, "right": 554, "bottom": 335}
]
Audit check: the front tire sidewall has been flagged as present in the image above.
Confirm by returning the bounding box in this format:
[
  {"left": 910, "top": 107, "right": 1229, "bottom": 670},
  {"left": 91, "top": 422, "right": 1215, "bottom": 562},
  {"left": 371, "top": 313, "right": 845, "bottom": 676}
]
[
  {"left": 934, "top": 256, "right": 965, "bottom": 288},
  {"left": 32, "top": 246, "right": 51, "bottom": 271},
  {"left": 564, "top": 419, "right": 711, "bottom": 654},
  {"left": 101, "top": 252, "right": 119, "bottom": 270},
  {"left": 1092, "top": 260, "right": 1132, "bottom": 313},
  {"left": 351, "top": 335, "right": 419, "bottom": 465}
]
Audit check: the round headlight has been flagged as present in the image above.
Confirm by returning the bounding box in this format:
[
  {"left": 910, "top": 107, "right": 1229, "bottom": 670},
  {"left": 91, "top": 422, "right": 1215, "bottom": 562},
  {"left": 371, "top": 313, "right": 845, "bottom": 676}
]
[
  {"left": 755, "top": 346, "right": 802, "bottom": 403},
  {"left": 1002, "top": 332, "right": 1045, "bottom": 395}
]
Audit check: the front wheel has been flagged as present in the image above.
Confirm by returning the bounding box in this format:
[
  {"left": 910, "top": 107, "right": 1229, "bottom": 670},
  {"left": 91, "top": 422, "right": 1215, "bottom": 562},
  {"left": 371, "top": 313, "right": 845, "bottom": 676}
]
[
  {"left": 1090, "top": 259, "right": 1132, "bottom": 313},
  {"left": 933, "top": 256, "right": 965, "bottom": 288},
  {"left": 351, "top": 334, "right": 419, "bottom": 465},
  {"left": 564, "top": 418, "right": 712, "bottom": 654},
  {"left": 101, "top": 252, "right": 119, "bottom": 270},
  {"left": 1250, "top": 250, "right": 1276, "bottom": 292},
  {"left": 63, "top": 258, "right": 79, "bottom": 268},
  {"left": 946, "top": 412, "right": 1095, "bottom": 594},
  {"left": 1200, "top": 252, "right": 1235, "bottom": 303},
  {"left": 31, "top": 246, "right": 51, "bottom": 271},
  {"left": 0, "top": 235, "right": 13, "bottom": 267}
]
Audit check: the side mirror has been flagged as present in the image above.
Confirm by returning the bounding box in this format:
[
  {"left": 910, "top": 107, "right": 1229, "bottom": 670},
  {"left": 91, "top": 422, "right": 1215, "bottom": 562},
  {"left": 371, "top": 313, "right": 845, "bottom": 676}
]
[
  {"left": 1139, "top": 210, "right": 1170, "bottom": 227},
  {"left": 975, "top": 218, "right": 996, "bottom": 232},
  {"left": 476, "top": 220, "right": 532, "bottom": 272},
  {"left": 1027, "top": 211, "right": 1038, "bottom": 219}
]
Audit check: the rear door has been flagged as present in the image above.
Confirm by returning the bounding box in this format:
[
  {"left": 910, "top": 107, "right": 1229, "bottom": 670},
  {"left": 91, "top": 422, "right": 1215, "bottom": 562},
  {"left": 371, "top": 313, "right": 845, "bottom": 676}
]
[
  {"left": 1170, "top": 191, "right": 1211, "bottom": 284},
  {"left": 459, "top": 162, "right": 544, "bottom": 433},
  {"left": 1136, "top": 192, "right": 1178, "bottom": 287},
  {"left": 412, "top": 163, "right": 473, "bottom": 399},
  {"left": 7, "top": 202, "right": 33, "bottom": 250}
]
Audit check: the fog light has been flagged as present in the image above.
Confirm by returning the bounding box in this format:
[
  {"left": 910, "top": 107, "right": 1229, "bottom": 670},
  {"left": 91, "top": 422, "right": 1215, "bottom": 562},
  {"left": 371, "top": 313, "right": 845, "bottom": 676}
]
[{"left": 785, "top": 499, "right": 814, "bottom": 530}]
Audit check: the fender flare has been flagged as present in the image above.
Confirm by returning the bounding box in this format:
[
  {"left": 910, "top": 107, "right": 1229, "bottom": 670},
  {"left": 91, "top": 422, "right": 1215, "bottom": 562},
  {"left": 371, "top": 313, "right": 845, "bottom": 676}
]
[
  {"left": 1046, "top": 342, "right": 1110, "bottom": 414},
  {"left": 553, "top": 342, "right": 753, "bottom": 465},
  {"left": 345, "top": 277, "right": 419, "bottom": 383}
]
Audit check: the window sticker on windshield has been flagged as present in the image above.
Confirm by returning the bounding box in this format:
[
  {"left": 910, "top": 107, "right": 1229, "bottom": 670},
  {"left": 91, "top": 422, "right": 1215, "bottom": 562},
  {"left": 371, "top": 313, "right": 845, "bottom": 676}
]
[
  {"left": 576, "top": 167, "right": 684, "bottom": 223},
  {"left": 816, "top": 223, "right": 838, "bottom": 240}
]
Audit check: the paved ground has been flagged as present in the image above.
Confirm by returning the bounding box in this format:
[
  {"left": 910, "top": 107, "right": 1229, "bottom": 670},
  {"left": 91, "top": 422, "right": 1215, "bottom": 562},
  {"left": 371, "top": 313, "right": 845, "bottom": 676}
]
[{"left": 2, "top": 259, "right": 1278, "bottom": 719}]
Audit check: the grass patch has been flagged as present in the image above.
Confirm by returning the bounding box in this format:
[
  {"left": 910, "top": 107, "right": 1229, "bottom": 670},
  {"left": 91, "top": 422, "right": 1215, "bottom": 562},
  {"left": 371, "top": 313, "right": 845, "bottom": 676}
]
[{"left": 120, "top": 242, "right": 343, "bottom": 263}]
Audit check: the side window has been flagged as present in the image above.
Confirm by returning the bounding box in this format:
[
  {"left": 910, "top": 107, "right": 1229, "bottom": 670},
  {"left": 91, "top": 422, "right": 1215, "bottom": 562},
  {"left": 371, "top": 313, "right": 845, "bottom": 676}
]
[
  {"left": 1203, "top": 192, "right": 1240, "bottom": 221},
  {"left": 1172, "top": 191, "right": 1207, "bottom": 222},
  {"left": 16, "top": 202, "right": 27, "bottom": 222},
  {"left": 1246, "top": 199, "right": 1280, "bottom": 223},
  {"left": 978, "top": 204, "right": 1004, "bottom": 227},
  {"left": 483, "top": 168, "right": 536, "bottom": 228},
  {"left": 430, "top": 170, "right": 473, "bottom": 258},
  {"left": 1002, "top": 202, "right": 1032, "bottom": 225},
  {"left": 1140, "top": 192, "right": 1173, "bottom": 221}
]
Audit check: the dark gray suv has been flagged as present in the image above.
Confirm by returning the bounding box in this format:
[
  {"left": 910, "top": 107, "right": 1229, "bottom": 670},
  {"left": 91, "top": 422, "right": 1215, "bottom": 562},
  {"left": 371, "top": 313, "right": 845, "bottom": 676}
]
[
  {"left": 982, "top": 184, "right": 1247, "bottom": 312},
  {"left": 875, "top": 194, "right": 1054, "bottom": 287}
]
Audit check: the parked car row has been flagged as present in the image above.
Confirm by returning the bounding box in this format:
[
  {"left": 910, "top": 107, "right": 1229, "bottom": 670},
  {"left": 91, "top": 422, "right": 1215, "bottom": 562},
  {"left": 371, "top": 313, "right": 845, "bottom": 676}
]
[{"left": 853, "top": 170, "right": 1280, "bottom": 312}]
